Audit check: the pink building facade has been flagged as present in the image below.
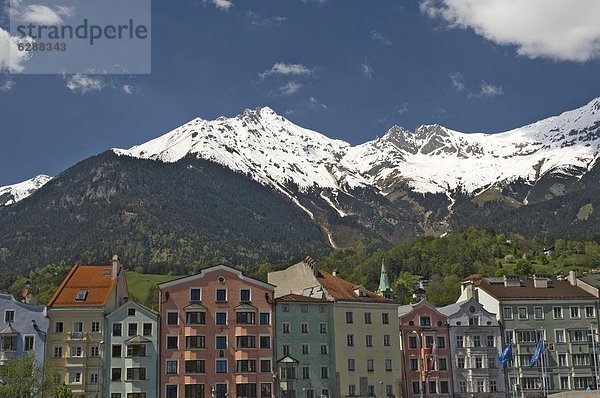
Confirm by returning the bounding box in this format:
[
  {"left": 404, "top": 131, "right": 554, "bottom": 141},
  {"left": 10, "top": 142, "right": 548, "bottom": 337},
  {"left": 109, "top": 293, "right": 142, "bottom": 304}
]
[
  {"left": 398, "top": 300, "right": 453, "bottom": 398},
  {"left": 158, "top": 265, "right": 275, "bottom": 398}
]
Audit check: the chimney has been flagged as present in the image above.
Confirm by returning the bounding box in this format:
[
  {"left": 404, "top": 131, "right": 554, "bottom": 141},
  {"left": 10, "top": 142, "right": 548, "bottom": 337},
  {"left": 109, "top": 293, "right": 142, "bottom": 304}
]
[
  {"left": 332, "top": 269, "right": 339, "bottom": 277},
  {"left": 568, "top": 270, "right": 578, "bottom": 286},
  {"left": 464, "top": 282, "right": 478, "bottom": 301},
  {"left": 533, "top": 275, "right": 548, "bottom": 288},
  {"left": 112, "top": 254, "right": 121, "bottom": 280},
  {"left": 504, "top": 275, "right": 521, "bottom": 287}
]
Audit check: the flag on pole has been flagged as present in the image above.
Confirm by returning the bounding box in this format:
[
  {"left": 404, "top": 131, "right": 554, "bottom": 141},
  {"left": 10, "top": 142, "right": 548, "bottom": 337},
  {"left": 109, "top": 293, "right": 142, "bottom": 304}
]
[
  {"left": 499, "top": 343, "right": 513, "bottom": 365},
  {"left": 529, "top": 339, "right": 544, "bottom": 367}
]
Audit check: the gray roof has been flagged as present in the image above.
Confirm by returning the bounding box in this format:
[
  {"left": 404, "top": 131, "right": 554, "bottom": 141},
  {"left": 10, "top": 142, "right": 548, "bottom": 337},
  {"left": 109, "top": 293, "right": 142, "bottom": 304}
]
[
  {"left": 397, "top": 304, "right": 415, "bottom": 317},
  {"left": 437, "top": 300, "right": 467, "bottom": 316},
  {"left": 578, "top": 274, "right": 600, "bottom": 289}
]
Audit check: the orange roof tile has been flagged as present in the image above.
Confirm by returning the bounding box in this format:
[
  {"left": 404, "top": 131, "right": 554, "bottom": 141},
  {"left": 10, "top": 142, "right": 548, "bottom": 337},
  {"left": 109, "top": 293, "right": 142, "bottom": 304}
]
[
  {"left": 48, "top": 264, "right": 117, "bottom": 307},
  {"left": 316, "top": 269, "right": 392, "bottom": 303}
]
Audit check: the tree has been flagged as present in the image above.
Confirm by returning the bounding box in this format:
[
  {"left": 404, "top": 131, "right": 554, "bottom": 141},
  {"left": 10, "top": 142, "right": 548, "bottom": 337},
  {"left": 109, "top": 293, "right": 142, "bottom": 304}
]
[
  {"left": 143, "top": 284, "right": 160, "bottom": 311},
  {"left": 514, "top": 259, "right": 533, "bottom": 275},
  {"left": 0, "top": 354, "right": 58, "bottom": 398},
  {"left": 426, "top": 274, "right": 461, "bottom": 306},
  {"left": 53, "top": 384, "right": 75, "bottom": 398}
]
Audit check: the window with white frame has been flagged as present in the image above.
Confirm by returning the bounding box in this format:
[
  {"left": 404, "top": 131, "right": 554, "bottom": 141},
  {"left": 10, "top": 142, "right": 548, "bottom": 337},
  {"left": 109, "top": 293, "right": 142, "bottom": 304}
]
[
  {"left": 570, "top": 307, "right": 580, "bottom": 319},
  {"left": 534, "top": 307, "right": 544, "bottom": 319},
  {"left": 586, "top": 306, "right": 595, "bottom": 318},
  {"left": 3, "top": 310, "right": 15, "bottom": 322},
  {"left": 69, "top": 372, "right": 82, "bottom": 384},
  {"left": 189, "top": 288, "right": 201, "bottom": 302},
  {"left": 24, "top": 335, "right": 34, "bottom": 351},
  {"left": 553, "top": 306, "right": 563, "bottom": 319},
  {"left": 503, "top": 307, "right": 513, "bottom": 320},
  {"left": 518, "top": 307, "right": 528, "bottom": 320}
]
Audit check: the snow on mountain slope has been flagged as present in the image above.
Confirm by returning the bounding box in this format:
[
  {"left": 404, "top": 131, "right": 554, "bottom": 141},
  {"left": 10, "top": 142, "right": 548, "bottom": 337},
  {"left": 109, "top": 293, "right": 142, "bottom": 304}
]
[
  {"left": 114, "top": 107, "right": 367, "bottom": 192},
  {"left": 0, "top": 175, "right": 53, "bottom": 206},
  {"left": 114, "top": 98, "right": 600, "bottom": 198}
]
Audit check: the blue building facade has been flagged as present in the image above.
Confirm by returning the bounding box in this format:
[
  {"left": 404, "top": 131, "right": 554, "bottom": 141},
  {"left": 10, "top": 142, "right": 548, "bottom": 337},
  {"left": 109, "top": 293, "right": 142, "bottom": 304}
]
[{"left": 0, "top": 292, "right": 49, "bottom": 365}]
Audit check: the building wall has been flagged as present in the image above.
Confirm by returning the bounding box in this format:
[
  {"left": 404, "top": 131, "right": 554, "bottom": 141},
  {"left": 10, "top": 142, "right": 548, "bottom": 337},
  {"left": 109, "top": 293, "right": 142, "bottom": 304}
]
[
  {"left": 0, "top": 293, "right": 48, "bottom": 365},
  {"left": 499, "top": 299, "right": 599, "bottom": 395},
  {"left": 334, "top": 302, "right": 402, "bottom": 398},
  {"left": 46, "top": 307, "right": 106, "bottom": 398},
  {"left": 446, "top": 298, "right": 505, "bottom": 398},
  {"left": 275, "top": 300, "right": 337, "bottom": 398},
  {"left": 105, "top": 300, "right": 159, "bottom": 398},
  {"left": 159, "top": 266, "right": 275, "bottom": 398},
  {"left": 399, "top": 302, "right": 452, "bottom": 398}
]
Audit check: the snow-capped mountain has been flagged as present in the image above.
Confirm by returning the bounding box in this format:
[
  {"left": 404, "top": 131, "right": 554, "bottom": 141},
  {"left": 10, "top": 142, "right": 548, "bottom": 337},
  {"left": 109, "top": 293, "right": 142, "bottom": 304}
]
[
  {"left": 114, "top": 98, "right": 600, "bottom": 200},
  {"left": 0, "top": 175, "right": 53, "bottom": 206},
  {"left": 2, "top": 98, "right": 600, "bottom": 272}
]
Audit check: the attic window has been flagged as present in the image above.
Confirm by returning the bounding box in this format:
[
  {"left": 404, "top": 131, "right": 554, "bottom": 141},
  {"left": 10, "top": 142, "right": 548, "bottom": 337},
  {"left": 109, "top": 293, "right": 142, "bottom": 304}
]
[
  {"left": 75, "top": 289, "right": 89, "bottom": 301},
  {"left": 103, "top": 269, "right": 111, "bottom": 276}
]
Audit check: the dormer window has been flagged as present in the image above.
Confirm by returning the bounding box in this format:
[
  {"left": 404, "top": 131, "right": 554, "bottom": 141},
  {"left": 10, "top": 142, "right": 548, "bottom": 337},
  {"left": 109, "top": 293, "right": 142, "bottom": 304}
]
[
  {"left": 354, "top": 285, "right": 367, "bottom": 297},
  {"left": 75, "top": 289, "right": 88, "bottom": 301}
]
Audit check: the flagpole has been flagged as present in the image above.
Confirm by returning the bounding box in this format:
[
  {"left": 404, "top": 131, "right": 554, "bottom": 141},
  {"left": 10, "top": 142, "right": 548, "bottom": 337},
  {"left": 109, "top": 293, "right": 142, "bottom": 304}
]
[{"left": 540, "top": 343, "right": 546, "bottom": 397}]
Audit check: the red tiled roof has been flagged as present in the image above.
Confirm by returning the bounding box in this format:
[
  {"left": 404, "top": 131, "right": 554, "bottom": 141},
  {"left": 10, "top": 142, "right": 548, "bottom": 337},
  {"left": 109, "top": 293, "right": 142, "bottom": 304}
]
[
  {"left": 462, "top": 274, "right": 481, "bottom": 282},
  {"left": 316, "top": 269, "right": 392, "bottom": 303},
  {"left": 48, "top": 264, "right": 117, "bottom": 307},
  {"left": 276, "top": 293, "right": 330, "bottom": 303}
]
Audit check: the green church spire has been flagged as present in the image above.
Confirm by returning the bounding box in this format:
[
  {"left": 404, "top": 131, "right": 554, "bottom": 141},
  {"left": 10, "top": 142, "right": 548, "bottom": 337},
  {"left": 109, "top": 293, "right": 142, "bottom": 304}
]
[{"left": 378, "top": 259, "right": 391, "bottom": 293}]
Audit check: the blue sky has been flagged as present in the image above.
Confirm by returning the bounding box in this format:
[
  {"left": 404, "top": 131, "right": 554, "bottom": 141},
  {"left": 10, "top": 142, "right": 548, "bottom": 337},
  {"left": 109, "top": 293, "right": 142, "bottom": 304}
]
[{"left": 1, "top": 0, "right": 600, "bottom": 186}]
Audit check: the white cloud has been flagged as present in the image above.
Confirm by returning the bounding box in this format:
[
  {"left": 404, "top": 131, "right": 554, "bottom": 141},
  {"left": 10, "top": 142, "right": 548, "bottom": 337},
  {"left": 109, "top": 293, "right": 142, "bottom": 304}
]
[
  {"left": 360, "top": 62, "right": 373, "bottom": 79},
  {"left": 477, "top": 81, "right": 503, "bottom": 97},
  {"left": 397, "top": 103, "right": 409, "bottom": 114},
  {"left": 371, "top": 30, "right": 392, "bottom": 45},
  {"left": 207, "top": 0, "right": 233, "bottom": 11},
  {"left": 260, "top": 62, "right": 313, "bottom": 79},
  {"left": 309, "top": 96, "right": 328, "bottom": 110},
  {"left": 121, "top": 84, "right": 134, "bottom": 94},
  {"left": 66, "top": 74, "right": 104, "bottom": 94},
  {"left": 22, "top": 4, "right": 71, "bottom": 25},
  {"left": 276, "top": 81, "right": 302, "bottom": 96},
  {"left": 449, "top": 72, "right": 503, "bottom": 97},
  {"left": 449, "top": 72, "right": 466, "bottom": 91},
  {"left": 420, "top": 0, "right": 600, "bottom": 62},
  {"left": 0, "top": 28, "right": 33, "bottom": 73},
  {"left": 0, "top": 79, "right": 14, "bottom": 92},
  {"left": 246, "top": 11, "right": 286, "bottom": 27}
]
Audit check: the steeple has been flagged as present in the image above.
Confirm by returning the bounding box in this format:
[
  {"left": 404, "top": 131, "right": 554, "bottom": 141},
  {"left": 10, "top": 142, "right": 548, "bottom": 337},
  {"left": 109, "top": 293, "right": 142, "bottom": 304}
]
[{"left": 377, "top": 260, "right": 393, "bottom": 299}]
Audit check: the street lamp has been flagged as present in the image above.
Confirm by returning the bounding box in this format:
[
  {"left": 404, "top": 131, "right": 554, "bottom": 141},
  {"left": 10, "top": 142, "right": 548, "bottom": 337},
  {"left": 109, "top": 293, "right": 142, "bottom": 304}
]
[
  {"left": 31, "top": 320, "right": 47, "bottom": 396},
  {"left": 591, "top": 322, "right": 600, "bottom": 389}
]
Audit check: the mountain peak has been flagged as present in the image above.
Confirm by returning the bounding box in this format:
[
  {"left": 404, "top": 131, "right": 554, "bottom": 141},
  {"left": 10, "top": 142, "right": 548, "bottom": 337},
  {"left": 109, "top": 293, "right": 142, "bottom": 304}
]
[{"left": 0, "top": 174, "right": 53, "bottom": 206}]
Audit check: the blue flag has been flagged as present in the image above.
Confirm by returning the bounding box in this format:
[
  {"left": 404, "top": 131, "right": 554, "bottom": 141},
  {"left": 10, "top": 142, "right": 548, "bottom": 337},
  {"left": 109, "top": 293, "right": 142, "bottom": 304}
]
[
  {"left": 499, "top": 343, "right": 513, "bottom": 365},
  {"left": 529, "top": 339, "right": 544, "bottom": 367}
]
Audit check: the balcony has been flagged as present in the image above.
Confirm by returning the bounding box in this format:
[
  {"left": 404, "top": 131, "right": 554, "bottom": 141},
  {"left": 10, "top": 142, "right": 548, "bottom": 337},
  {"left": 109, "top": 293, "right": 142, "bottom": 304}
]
[{"left": 68, "top": 332, "right": 87, "bottom": 340}]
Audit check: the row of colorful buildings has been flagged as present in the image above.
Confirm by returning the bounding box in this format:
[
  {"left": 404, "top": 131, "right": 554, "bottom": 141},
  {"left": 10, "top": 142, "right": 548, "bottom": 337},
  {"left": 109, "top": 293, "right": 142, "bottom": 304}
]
[{"left": 2, "top": 256, "right": 600, "bottom": 398}]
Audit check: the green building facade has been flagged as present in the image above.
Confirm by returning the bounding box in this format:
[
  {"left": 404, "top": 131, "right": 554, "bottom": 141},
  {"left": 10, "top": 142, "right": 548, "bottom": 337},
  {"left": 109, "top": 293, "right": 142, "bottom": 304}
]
[
  {"left": 275, "top": 294, "right": 338, "bottom": 398},
  {"left": 104, "top": 299, "right": 159, "bottom": 398}
]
